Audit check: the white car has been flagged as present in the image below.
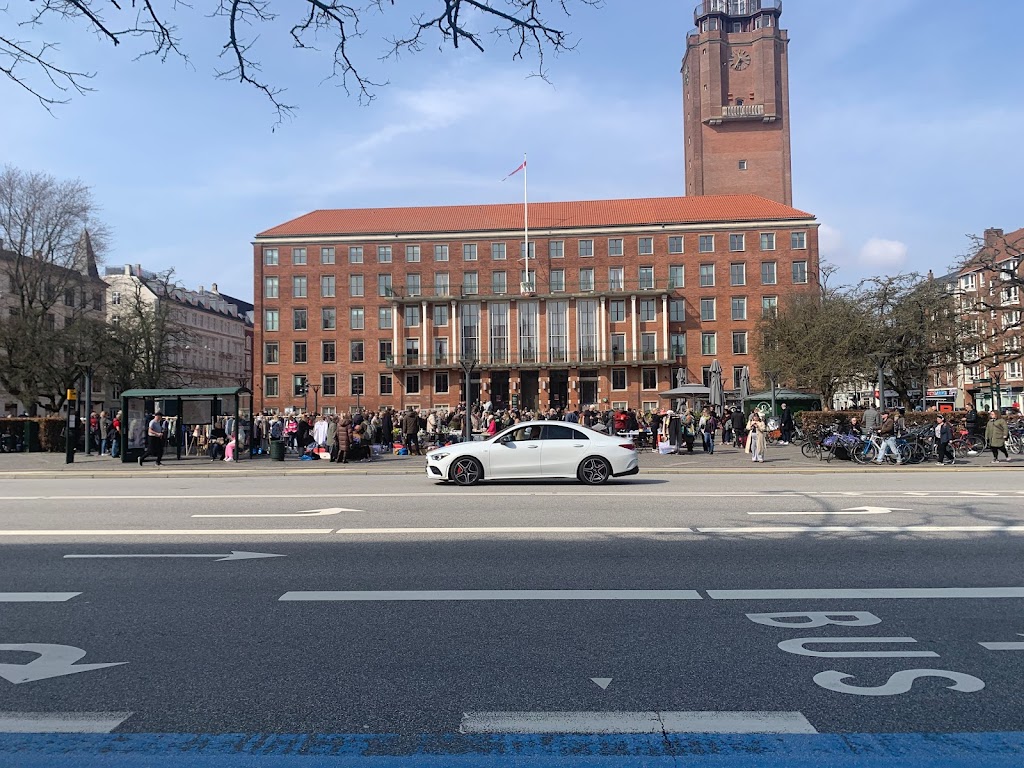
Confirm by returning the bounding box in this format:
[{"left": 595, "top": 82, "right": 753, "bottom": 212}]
[{"left": 425, "top": 420, "right": 639, "bottom": 485}]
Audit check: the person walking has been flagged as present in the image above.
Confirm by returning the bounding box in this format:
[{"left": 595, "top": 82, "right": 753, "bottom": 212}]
[
  {"left": 110, "top": 411, "right": 122, "bottom": 459},
  {"left": 964, "top": 402, "right": 978, "bottom": 438},
  {"left": 746, "top": 411, "right": 767, "bottom": 463},
  {"left": 985, "top": 410, "right": 1010, "bottom": 463},
  {"left": 862, "top": 402, "right": 881, "bottom": 435},
  {"left": 138, "top": 411, "right": 166, "bottom": 466},
  {"left": 874, "top": 410, "right": 902, "bottom": 465},
  {"left": 402, "top": 407, "right": 421, "bottom": 455},
  {"left": 934, "top": 415, "right": 954, "bottom": 465},
  {"left": 779, "top": 403, "right": 794, "bottom": 445},
  {"left": 731, "top": 407, "right": 746, "bottom": 448}
]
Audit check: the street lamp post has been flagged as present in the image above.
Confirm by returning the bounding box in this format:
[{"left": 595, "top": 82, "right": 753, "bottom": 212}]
[
  {"left": 764, "top": 369, "right": 780, "bottom": 418},
  {"left": 460, "top": 354, "right": 477, "bottom": 442},
  {"left": 868, "top": 352, "right": 889, "bottom": 409},
  {"left": 310, "top": 383, "right": 321, "bottom": 415}
]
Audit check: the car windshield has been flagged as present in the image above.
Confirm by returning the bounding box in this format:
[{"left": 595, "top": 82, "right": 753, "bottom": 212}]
[{"left": 495, "top": 425, "right": 541, "bottom": 442}]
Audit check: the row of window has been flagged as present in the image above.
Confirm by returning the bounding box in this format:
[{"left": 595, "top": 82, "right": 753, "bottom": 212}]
[
  {"left": 262, "top": 261, "right": 809, "bottom": 300},
  {"left": 264, "top": 294, "right": 780, "bottom": 333},
  {"left": 261, "top": 232, "right": 808, "bottom": 267}
]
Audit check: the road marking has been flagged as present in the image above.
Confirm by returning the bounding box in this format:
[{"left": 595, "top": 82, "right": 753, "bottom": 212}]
[
  {"left": 0, "top": 644, "right": 127, "bottom": 684},
  {"left": 63, "top": 551, "right": 284, "bottom": 562},
  {"left": 979, "top": 634, "right": 1024, "bottom": 651},
  {"left": 708, "top": 588, "right": 1024, "bottom": 600},
  {"left": 747, "top": 506, "right": 910, "bottom": 516},
  {"left": 280, "top": 590, "right": 703, "bottom": 601},
  {"left": 697, "top": 526, "right": 1024, "bottom": 534},
  {"left": 591, "top": 678, "right": 612, "bottom": 690},
  {"left": 0, "top": 593, "right": 80, "bottom": 602},
  {"left": 459, "top": 711, "right": 817, "bottom": 735},
  {"left": 334, "top": 527, "right": 694, "bottom": 535},
  {"left": 192, "top": 507, "right": 359, "bottom": 518},
  {"left": 0, "top": 712, "right": 132, "bottom": 733},
  {"left": 0, "top": 529, "right": 334, "bottom": 536}
]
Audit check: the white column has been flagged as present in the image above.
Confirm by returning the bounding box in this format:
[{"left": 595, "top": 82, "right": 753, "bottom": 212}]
[
  {"left": 421, "top": 300, "right": 428, "bottom": 366},
  {"left": 451, "top": 300, "right": 459, "bottom": 360},
  {"left": 662, "top": 295, "right": 669, "bottom": 363},
  {"left": 630, "top": 295, "right": 638, "bottom": 362},
  {"left": 599, "top": 297, "right": 607, "bottom": 362},
  {"left": 392, "top": 304, "right": 399, "bottom": 362}
]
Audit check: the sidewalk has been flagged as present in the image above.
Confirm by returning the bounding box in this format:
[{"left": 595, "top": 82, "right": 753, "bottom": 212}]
[{"left": 0, "top": 443, "right": 1016, "bottom": 479}]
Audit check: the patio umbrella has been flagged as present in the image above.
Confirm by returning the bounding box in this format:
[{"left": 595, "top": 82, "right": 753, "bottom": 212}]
[{"left": 709, "top": 359, "right": 724, "bottom": 412}]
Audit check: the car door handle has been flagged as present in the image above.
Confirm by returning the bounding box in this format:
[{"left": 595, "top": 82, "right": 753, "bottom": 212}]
[
  {"left": 527, "top": 444, "right": 539, "bottom": 448},
  {"left": 573, "top": 444, "right": 585, "bottom": 447}
]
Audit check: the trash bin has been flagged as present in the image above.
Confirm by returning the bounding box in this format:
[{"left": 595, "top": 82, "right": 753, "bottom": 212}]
[{"left": 269, "top": 439, "right": 286, "bottom": 461}]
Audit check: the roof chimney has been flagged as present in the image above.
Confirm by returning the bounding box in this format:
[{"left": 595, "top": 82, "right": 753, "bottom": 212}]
[
  {"left": 984, "top": 228, "right": 1004, "bottom": 247},
  {"left": 211, "top": 283, "right": 219, "bottom": 294},
  {"left": 124, "top": 264, "right": 131, "bottom": 275},
  {"left": 199, "top": 285, "right": 204, "bottom": 294}
]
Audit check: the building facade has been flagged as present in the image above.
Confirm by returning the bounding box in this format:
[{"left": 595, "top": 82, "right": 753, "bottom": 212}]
[
  {"left": 253, "top": 196, "right": 819, "bottom": 414},
  {"left": 683, "top": 0, "right": 792, "bottom": 204},
  {"left": 951, "top": 227, "right": 1023, "bottom": 412},
  {"left": 104, "top": 265, "right": 254, "bottom": 391}
]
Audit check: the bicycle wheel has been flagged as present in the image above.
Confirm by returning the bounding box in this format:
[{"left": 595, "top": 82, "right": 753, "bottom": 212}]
[
  {"left": 965, "top": 436, "right": 987, "bottom": 454},
  {"left": 849, "top": 440, "right": 873, "bottom": 464},
  {"left": 1007, "top": 435, "right": 1022, "bottom": 455},
  {"left": 906, "top": 442, "right": 926, "bottom": 464},
  {"left": 801, "top": 441, "right": 820, "bottom": 459}
]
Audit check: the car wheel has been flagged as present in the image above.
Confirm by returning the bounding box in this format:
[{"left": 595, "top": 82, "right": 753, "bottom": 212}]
[
  {"left": 577, "top": 456, "right": 611, "bottom": 485},
  {"left": 450, "top": 456, "right": 483, "bottom": 486}
]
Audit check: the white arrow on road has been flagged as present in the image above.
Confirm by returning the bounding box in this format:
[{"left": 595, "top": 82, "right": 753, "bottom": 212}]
[
  {"left": 0, "top": 644, "right": 126, "bottom": 685},
  {"left": 191, "top": 507, "right": 358, "bottom": 518},
  {"left": 591, "top": 678, "right": 612, "bottom": 690},
  {"left": 63, "top": 551, "right": 284, "bottom": 562},
  {"left": 748, "top": 506, "right": 911, "bottom": 516}
]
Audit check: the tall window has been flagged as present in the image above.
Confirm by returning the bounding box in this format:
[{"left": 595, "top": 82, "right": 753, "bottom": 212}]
[
  {"left": 407, "top": 273, "right": 421, "bottom": 296},
  {"left": 434, "top": 272, "right": 450, "bottom": 296},
  {"left": 700, "top": 298, "right": 716, "bottom": 322},
  {"left": 762, "top": 296, "right": 778, "bottom": 317},
  {"left": 548, "top": 300, "right": 568, "bottom": 363},
  {"left": 320, "top": 246, "right": 335, "bottom": 264},
  {"left": 640, "top": 299, "right": 656, "bottom": 321},
  {"left": 491, "top": 242, "right": 507, "bottom": 260},
  {"left": 608, "top": 238, "right": 623, "bottom": 257},
  {"left": 293, "top": 341, "right": 307, "bottom": 364},
  {"left": 406, "top": 245, "right": 421, "bottom": 262},
  {"left": 670, "top": 333, "right": 686, "bottom": 356},
  {"left": 729, "top": 234, "right": 745, "bottom": 252},
  {"left": 610, "top": 300, "right": 626, "bottom": 322},
  {"left": 350, "top": 374, "right": 364, "bottom": 397},
  {"left": 317, "top": 275, "right": 334, "bottom": 297},
  {"left": 579, "top": 268, "right": 595, "bottom": 292},
  {"left": 378, "top": 340, "right": 392, "bottom": 363},
  {"left": 435, "top": 372, "right": 450, "bottom": 393},
  {"left": 378, "top": 274, "right": 393, "bottom": 297},
  {"left": 699, "top": 264, "right": 715, "bottom": 287},
  {"left": 292, "top": 276, "right": 307, "bottom": 298},
  {"left": 791, "top": 231, "right": 807, "bottom": 249},
  {"left": 263, "top": 248, "right": 279, "bottom": 265},
  {"left": 463, "top": 272, "right": 478, "bottom": 294},
  {"left": 263, "top": 276, "right": 279, "bottom": 298},
  {"left": 347, "top": 246, "right": 362, "bottom": 264},
  {"left": 641, "top": 333, "right": 656, "bottom": 360},
  {"left": 761, "top": 262, "right": 777, "bottom": 285},
  {"left": 699, "top": 235, "right": 715, "bottom": 253},
  {"left": 433, "top": 304, "right": 448, "bottom": 326},
  {"left": 292, "top": 247, "right": 307, "bottom": 265},
  {"left": 578, "top": 300, "right": 598, "bottom": 362},
  {"left": 732, "top": 331, "right": 748, "bottom": 355},
  {"left": 669, "top": 298, "right": 685, "bottom": 323},
  {"left": 638, "top": 237, "right": 654, "bottom": 255},
  {"left": 550, "top": 269, "right": 565, "bottom": 292},
  {"left": 463, "top": 243, "right": 478, "bottom": 261},
  {"left": 378, "top": 307, "right": 393, "bottom": 329},
  {"left": 264, "top": 375, "right": 279, "bottom": 397},
  {"left": 519, "top": 301, "right": 539, "bottom": 363},
  {"left": 322, "top": 340, "right": 336, "bottom": 363},
  {"left": 760, "top": 233, "right": 776, "bottom": 251},
  {"left": 434, "top": 244, "right": 449, "bottom": 261},
  {"left": 405, "top": 373, "right": 420, "bottom": 395},
  {"left": 492, "top": 271, "right": 507, "bottom": 294},
  {"left": 792, "top": 261, "right": 808, "bottom": 284},
  {"left": 701, "top": 331, "right": 717, "bottom": 355},
  {"left": 731, "top": 297, "right": 747, "bottom": 321},
  {"left": 642, "top": 368, "right": 658, "bottom": 390},
  {"left": 549, "top": 240, "right": 564, "bottom": 259},
  {"left": 292, "top": 309, "right": 307, "bottom": 331},
  {"left": 264, "top": 309, "right": 279, "bottom": 331},
  {"left": 404, "top": 305, "right": 421, "bottom": 327},
  {"left": 379, "top": 374, "right": 393, "bottom": 395},
  {"left": 350, "top": 341, "right": 364, "bottom": 363},
  {"left": 377, "top": 245, "right": 392, "bottom": 263},
  {"left": 611, "top": 369, "right": 627, "bottom": 390},
  {"left": 322, "top": 375, "right": 337, "bottom": 397},
  {"left": 639, "top": 266, "right": 655, "bottom": 290},
  {"left": 609, "top": 267, "right": 624, "bottom": 290},
  {"left": 520, "top": 241, "right": 536, "bottom": 259},
  {"left": 730, "top": 263, "right": 746, "bottom": 286},
  {"left": 578, "top": 239, "right": 594, "bottom": 258},
  {"left": 322, "top": 307, "right": 337, "bottom": 330},
  {"left": 610, "top": 333, "right": 626, "bottom": 361},
  {"left": 489, "top": 302, "right": 510, "bottom": 363},
  {"left": 265, "top": 342, "right": 279, "bottom": 363},
  {"left": 668, "top": 236, "right": 684, "bottom": 254},
  {"left": 669, "top": 265, "right": 684, "bottom": 289},
  {"left": 461, "top": 303, "right": 480, "bottom": 358},
  {"left": 349, "top": 307, "right": 364, "bottom": 330}
]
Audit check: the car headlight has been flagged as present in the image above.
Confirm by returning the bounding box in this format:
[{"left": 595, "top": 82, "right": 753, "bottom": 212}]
[{"left": 430, "top": 452, "right": 449, "bottom": 461}]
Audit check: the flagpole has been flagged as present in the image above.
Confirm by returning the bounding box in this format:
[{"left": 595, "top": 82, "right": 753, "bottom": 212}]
[{"left": 523, "top": 153, "right": 529, "bottom": 284}]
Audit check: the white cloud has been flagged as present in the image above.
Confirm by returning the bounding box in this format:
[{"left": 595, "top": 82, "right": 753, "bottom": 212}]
[
  {"left": 818, "top": 223, "right": 843, "bottom": 255},
  {"left": 859, "top": 238, "right": 908, "bottom": 270}
]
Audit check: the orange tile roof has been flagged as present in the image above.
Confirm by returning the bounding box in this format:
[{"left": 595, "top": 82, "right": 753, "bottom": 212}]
[{"left": 257, "top": 195, "right": 814, "bottom": 238}]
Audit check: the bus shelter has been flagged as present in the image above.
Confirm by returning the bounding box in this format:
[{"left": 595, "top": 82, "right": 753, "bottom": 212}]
[{"left": 119, "top": 387, "right": 252, "bottom": 463}]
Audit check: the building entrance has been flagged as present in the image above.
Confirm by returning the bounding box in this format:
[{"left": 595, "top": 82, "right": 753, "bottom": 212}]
[
  {"left": 580, "top": 370, "right": 598, "bottom": 408},
  {"left": 550, "top": 370, "right": 569, "bottom": 411},
  {"left": 519, "top": 371, "right": 539, "bottom": 411},
  {"left": 489, "top": 371, "right": 510, "bottom": 410}
]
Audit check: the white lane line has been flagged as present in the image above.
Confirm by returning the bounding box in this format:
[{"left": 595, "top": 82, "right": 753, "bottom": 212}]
[
  {"left": 708, "top": 588, "right": 1024, "bottom": 600},
  {"left": 746, "top": 508, "right": 902, "bottom": 516},
  {"left": 0, "top": 592, "right": 80, "bottom": 602},
  {"left": 0, "top": 712, "right": 132, "bottom": 733},
  {"left": 334, "top": 527, "right": 694, "bottom": 535},
  {"left": 0, "top": 529, "right": 334, "bottom": 537},
  {"left": 697, "top": 526, "right": 1024, "bottom": 534},
  {"left": 192, "top": 507, "right": 356, "bottom": 518},
  {"left": 979, "top": 635, "right": 1024, "bottom": 651},
  {"left": 460, "top": 711, "right": 817, "bottom": 735},
  {"left": 280, "top": 590, "right": 703, "bottom": 601}
]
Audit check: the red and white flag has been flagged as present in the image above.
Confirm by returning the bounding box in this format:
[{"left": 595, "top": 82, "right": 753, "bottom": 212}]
[{"left": 501, "top": 159, "right": 526, "bottom": 181}]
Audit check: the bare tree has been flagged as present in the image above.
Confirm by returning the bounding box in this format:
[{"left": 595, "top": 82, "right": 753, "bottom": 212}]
[
  {"left": 0, "top": 166, "right": 110, "bottom": 413},
  {"left": 3, "top": 0, "right": 602, "bottom": 125}
]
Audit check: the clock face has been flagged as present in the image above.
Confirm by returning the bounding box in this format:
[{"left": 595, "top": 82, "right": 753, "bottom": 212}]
[{"left": 730, "top": 49, "right": 751, "bottom": 71}]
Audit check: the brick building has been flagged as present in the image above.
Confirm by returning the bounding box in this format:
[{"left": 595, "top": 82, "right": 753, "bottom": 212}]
[
  {"left": 253, "top": 196, "right": 818, "bottom": 414},
  {"left": 252, "top": 0, "right": 817, "bottom": 414}
]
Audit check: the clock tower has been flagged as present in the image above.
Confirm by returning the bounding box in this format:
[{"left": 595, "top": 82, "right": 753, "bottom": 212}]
[{"left": 683, "top": 0, "right": 792, "bottom": 205}]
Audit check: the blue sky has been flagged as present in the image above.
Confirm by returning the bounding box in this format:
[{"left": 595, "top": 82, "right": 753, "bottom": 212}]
[{"left": 3, "top": 0, "right": 1021, "bottom": 300}]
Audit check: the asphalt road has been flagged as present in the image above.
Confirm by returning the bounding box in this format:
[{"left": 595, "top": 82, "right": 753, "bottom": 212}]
[{"left": 1, "top": 472, "right": 1024, "bottom": 766}]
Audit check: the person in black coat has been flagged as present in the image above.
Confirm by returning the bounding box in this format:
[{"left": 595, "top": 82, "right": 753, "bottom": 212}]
[
  {"left": 779, "top": 403, "right": 795, "bottom": 445},
  {"left": 731, "top": 408, "right": 747, "bottom": 448},
  {"left": 381, "top": 409, "right": 394, "bottom": 449},
  {"left": 935, "top": 415, "right": 954, "bottom": 465},
  {"left": 964, "top": 403, "right": 978, "bottom": 437}
]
